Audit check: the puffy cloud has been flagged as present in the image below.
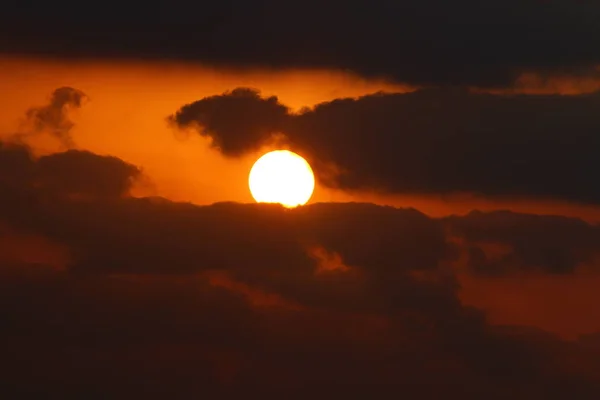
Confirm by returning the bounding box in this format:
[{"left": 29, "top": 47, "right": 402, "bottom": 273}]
[
  {"left": 0, "top": 142, "right": 140, "bottom": 201},
  {"left": 170, "top": 88, "right": 600, "bottom": 204},
  {"left": 20, "top": 87, "right": 87, "bottom": 148},
  {"left": 36, "top": 150, "right": 141, "bottom": 199},
  {"left": 168, "top": 88, "right": 289, "bottom": 156}
]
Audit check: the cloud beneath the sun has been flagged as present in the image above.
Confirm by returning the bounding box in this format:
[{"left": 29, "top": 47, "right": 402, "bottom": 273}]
[{"left": 1, "top": 144, "right": 600, "bottom": 396}]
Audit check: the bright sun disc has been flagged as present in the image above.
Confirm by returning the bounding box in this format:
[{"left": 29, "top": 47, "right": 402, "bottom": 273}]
[{"left": 249, "top": 150, "right": 315, "bottom": 208}]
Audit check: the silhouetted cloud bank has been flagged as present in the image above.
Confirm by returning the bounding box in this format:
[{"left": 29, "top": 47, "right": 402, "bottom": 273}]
[
  {"left": 170, "top": 88, "right": 600, "bottom": 204},
  {"left": 1, "top": 141, "right": 599, "bottom": 398}
]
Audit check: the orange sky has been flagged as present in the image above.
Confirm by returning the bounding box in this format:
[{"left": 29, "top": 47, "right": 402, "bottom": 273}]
[
  {"left": 1, "top": 56, "right": 599, "bottom": 223},
  {"left": 0, "top": 56, "right": 410, "bottom": 205},
  {"left": 2, "top": 56, "right": 600, "bottom": 342}
]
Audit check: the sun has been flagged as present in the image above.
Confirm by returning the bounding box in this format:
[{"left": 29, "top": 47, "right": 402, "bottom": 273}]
[{"left": 249, "top": 150, "right": 315, "bottom": 208}]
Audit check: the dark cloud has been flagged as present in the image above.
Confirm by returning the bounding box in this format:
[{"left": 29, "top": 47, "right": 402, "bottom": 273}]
[
  {"left": 0, "top": 142, "right": 140, "bottom": 201},
  {"left": 1, "top": 1, "right": 600, "bottom": 87},
  {"left": 7, "top": 266, "right": 598, "bottom": 398},
  {"left": 36, "top": 150, "right": 140, "bottom": 199},
  {"left": 19, "top": 86, "right": 87, "bottom": 148},
  {"left": 0, "top": 141, "right": 34, "bottom": 186},
  {"left": 168, "top": 88, "right": 289, "bottom": 156},
  {"left": 1, "top": 142, "right": 600, "bottom": 397},
  {"left": 170, "top": 88, "right": 600, "bottom": 204},
  {"left": 446, "top": 210, "right": 600, "bottom": 274}
]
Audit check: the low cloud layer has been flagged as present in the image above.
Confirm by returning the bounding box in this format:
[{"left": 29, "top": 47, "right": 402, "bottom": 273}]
[
  {"left": 170, "top": 88, "right": 600, "bottom": 204},
  {"left": 2, "top": 1, "right": 600, "bottom": 87},
  {"left": 1, "top": 140, "right": 600, "bottom": 397}
]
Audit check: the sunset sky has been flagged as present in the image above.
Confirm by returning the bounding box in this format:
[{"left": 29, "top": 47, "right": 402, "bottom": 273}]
[{"left": 2, "top": 1, "right": 600, "bottom": 398}]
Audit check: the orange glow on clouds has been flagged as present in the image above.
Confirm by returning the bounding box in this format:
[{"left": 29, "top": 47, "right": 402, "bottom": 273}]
[
  {"left": 1, "top": 56, "right": 598, "bottom": 224},
  {"left": 0, "top": 226, "right": 70, "bottom": 271},
  {"left": 0, "top": 56, "right": 406, "bottom": 206},
  {"left": 207, "top": 270, "right": 304, "bottom": 311},
  {"left": 457, "top": 267, "right": 600, "bottom": 341}
]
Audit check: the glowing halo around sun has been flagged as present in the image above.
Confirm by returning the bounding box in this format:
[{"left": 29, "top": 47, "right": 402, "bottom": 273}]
[{"left": 248, "top": 150, "right": 315, "bottom": 208}]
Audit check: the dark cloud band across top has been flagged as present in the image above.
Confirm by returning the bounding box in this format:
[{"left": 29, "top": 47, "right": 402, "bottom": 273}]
[{"left": 1, "top": 1, "right": 600, "bottom": 87}]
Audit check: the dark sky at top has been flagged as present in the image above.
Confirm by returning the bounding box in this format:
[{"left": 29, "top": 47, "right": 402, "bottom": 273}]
[{"left": 1, "top": 0, "right": 600, "bottom": 86}]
